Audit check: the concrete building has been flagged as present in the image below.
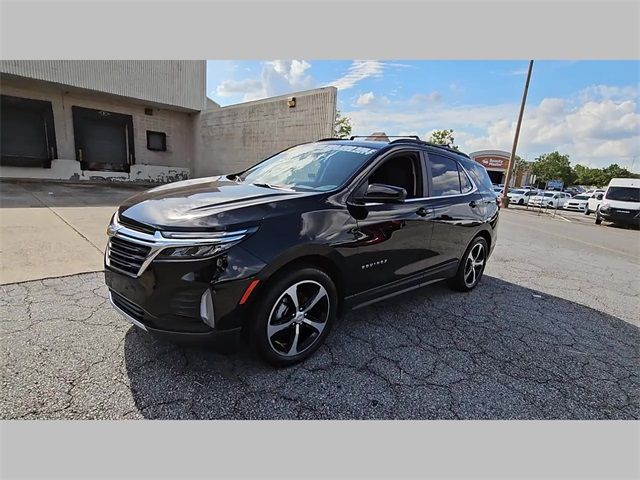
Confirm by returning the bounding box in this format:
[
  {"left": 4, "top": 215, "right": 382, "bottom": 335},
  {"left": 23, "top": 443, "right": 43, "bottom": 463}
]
[
  {"left": 0, "top": 61, "right": 336, "bottom": 183},
  {"left": 469, "top": 150, "right": 532, "bottom": 187}
]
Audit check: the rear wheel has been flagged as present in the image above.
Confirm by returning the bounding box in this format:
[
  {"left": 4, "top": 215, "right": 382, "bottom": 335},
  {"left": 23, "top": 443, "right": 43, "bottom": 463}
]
[
  {"left": 250, "top": 267, "right": 337, "bottom": 366},
  {"left": 448, "top": 237, "right": 488, "bottom": 292}
]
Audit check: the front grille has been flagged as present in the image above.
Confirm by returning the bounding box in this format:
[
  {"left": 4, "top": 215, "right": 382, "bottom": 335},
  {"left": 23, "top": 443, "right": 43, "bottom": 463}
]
[
  {"left": 111, "top": 291, "right": 145, "bottom": 322},
  {"left": 609, "top": 208, "right": 637, "bottom": 217},
  {"left": 107, "top": 236, "right": 151, "bottom": 276}
]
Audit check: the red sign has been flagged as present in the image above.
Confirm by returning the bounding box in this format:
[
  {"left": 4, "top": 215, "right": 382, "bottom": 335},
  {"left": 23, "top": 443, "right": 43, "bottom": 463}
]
[{"left": 474, "top": 155, "right": 509, "bottom": 170}]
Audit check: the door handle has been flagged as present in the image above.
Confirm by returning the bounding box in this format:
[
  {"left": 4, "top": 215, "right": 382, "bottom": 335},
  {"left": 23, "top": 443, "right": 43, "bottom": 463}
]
[{"left": 469, "top": 200, "right": 477, "bottom": 208}]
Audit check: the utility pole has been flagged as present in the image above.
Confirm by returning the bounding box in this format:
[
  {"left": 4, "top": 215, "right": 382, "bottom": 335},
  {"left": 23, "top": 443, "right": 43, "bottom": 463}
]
[{"left": 503, "top": 60, "right": 534, "bottom": 208}]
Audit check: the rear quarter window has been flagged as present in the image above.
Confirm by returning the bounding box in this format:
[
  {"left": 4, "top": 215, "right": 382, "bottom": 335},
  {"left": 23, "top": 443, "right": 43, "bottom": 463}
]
[{"left": 465, "top": 161, "right": 494, "bottom": 193}]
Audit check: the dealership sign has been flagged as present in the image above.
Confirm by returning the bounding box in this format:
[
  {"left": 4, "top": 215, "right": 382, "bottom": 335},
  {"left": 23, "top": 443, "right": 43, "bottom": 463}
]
[{"left": 474, "top": 155, "right": 509, "bottom": 170}]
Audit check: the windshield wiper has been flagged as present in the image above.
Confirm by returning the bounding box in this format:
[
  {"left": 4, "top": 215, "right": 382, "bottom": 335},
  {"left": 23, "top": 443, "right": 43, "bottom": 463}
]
[{"left": 251, "top": 182, "right": 295, "bottom": 192}]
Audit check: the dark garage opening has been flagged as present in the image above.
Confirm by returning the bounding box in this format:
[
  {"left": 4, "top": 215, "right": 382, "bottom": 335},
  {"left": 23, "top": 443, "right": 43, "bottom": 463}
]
[
  {"left": 487, "top": 170, "right": 504, "bottom": 184},
  {"left": 1, "top": 95, "right": 57, "bottom": 168},
  {"left": 72, "top": 106, "right": 135, "bottom": 172}
]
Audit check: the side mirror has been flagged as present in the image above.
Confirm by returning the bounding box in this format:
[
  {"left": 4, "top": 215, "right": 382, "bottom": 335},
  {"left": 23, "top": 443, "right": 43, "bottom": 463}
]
[
  {"left": 358, "top": 183, "right": 407, "bottom": 204},
  {"left": 596, "top": 194, "right": 604, "bottom": 200}
]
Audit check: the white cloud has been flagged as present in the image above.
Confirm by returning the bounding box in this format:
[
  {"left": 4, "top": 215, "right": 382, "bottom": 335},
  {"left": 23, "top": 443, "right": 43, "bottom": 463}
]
[
  {"left": 356, "top": 91, "right": 375, "bottom": 106},
  {"left": 328, "top": 60, "right": 385, "bottom": 90},
  {"left": 215, "top": 60, "right": 314, "bottom": 102},
  {"left": 410, "top": 91, "right": 442, "bottom": 104},
  {"left": 344, "top": 84, "right": 640, "bottom": 169}
]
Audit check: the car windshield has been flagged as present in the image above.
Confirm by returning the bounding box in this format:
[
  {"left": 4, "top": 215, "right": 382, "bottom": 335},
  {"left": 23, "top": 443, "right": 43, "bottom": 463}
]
[
  {"left": 510, "top": 189, "right": 526, "bottom": 194},
  {"left": 605, "top": 186, "right": 640, "bottom": 202},
  {"left": 543, "top": 192, "right": 555, "bottom": 197},
  {"left": 574, "top": 194, "right": 590, "bottom": 200},
  {"left": 239, "top": 143, "right": 378, "bottom": 192}
]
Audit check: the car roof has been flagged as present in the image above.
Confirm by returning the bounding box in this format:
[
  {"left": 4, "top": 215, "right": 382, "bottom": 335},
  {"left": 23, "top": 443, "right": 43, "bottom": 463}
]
[
  {"left": 316, "top": 138, "right": 471, "bottom": 159},
  {"left": 608, "top": 178, "right": 640, "bottom": 188}
]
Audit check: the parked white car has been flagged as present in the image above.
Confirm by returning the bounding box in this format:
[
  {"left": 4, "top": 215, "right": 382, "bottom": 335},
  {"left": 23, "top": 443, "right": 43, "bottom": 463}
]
[
  {"left": 585, "top": 189, "right": 607, "bottom": 215},
  {"left": 529, "top": 191, "right": 571, "bottom": 209},
  {"left": 506, "top": 188, "right": 535, "bottom": 205},
  {"left": 563, "top": 193, "right": 591, "bottom": 212}
]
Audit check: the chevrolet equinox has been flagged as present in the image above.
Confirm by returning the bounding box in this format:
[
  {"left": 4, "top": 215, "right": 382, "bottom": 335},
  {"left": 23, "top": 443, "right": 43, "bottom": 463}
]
[{"left": 105, "top": 137, "right": 499, "bottom": 365}]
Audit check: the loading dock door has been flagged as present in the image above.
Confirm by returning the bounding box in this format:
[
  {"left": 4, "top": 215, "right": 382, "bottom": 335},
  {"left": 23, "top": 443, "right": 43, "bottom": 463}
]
[
  {"left": 72, "top": 106, "right": 134, "bottom": 172},
  {"left": 1, "top": 95, "right": 57, "bottom": 168}
]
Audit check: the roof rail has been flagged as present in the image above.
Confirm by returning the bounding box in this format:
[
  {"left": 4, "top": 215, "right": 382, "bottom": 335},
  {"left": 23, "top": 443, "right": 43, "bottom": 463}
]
[
  {"left": 388, "top": 138, "right": 470, "bottom": 159},
  {"left": 316, "top": 137, "right": 345, "bottom": 142},
  {"left": 350, "top": 135, "right": 421, "bottom": 141}
]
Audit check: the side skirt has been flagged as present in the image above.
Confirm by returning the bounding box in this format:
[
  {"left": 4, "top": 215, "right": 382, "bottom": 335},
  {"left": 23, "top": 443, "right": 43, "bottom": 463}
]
[{"left": 343, "top": 260, "right": 458, "bottom": 311}]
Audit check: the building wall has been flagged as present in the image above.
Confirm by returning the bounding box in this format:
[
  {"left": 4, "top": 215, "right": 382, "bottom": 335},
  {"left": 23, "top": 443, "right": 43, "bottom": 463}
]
[
  {"left": 193, "top": 87, "right": 337, "bottom": 177},
  {"left": 0, "top": 76, "right": 192, "bottom": 182},
  {"left": 0, "top": 60, "right": 206, "bottom": 111}
]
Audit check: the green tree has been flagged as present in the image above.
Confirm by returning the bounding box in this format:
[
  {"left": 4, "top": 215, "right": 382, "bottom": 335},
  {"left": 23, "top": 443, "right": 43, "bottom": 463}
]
[
  {"left": 333, "top": 110, "right": 352, "bottom": 139},
  {"left": 531, "top": 151, "right": 575, "bottom": 186},
  {"left": 428, "top": 129, "right": 459, "bottom": 150},
  {"left": 573, "top": 164, "right": 602, "bottom": 186},
  {"left": 572, "top": 163, "right": 639, "bottom": 187}
]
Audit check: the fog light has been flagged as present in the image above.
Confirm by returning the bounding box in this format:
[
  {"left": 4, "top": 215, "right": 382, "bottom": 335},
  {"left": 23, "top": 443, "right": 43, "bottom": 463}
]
[{"left": 200, "top": 289, "right": 215, "bottom": 328}]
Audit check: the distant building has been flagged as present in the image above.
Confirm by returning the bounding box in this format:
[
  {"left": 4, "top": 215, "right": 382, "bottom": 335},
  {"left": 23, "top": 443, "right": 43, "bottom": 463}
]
[
  {"left": 469, "top": 150, "right": 533, "bottom": 187},
  {"left": 0, "top": 61, "right": 336, "bottom": 183}
]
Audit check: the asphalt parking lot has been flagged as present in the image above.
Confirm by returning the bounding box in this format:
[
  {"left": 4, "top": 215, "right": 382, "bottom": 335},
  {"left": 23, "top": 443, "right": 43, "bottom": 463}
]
[{"left": 1, "top": 183, "right": 639, "bottom": 419}]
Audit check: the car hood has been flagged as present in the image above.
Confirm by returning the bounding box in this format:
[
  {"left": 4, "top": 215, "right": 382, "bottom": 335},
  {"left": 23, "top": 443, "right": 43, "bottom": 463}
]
[
  {"left": 118, "top": 176, "right": 318, "bottom": 230},
  {"left": 602, "top": 200, "right": 640, "bottom": 210}
]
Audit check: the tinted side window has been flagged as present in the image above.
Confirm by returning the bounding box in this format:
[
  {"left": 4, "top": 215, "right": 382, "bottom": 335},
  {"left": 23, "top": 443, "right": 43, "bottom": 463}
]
[
  {"left": 465, "top": 161, "right": 494, "bottom": 193},
  {"left": 458, "top": 164, "right": 473, "bottom": 193},
  {"left": 429, "top": 154, "right": 461, "bottom": 196}
]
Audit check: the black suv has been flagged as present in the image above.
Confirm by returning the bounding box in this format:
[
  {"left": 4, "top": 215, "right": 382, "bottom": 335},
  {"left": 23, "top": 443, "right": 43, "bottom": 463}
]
[{"left": 105, "top": 137, "right": 499, "bottom": 365}]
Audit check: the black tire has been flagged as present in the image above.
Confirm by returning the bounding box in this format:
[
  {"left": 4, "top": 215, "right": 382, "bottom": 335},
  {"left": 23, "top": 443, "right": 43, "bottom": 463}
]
[
  {"left": 250, "top": 267, "right": 337, "bottom": 367},
  {"left": 595, "top": 214, "right": 602, "bottom": 225},
  {"left": 448, "top": 237, "right": 488, "bottom": 292},
  {"left": 584, "top": 208, "right": 590, "bottom": 215},
  {"left": 518, "top": 199, "right": 524, "bottom": 205}
]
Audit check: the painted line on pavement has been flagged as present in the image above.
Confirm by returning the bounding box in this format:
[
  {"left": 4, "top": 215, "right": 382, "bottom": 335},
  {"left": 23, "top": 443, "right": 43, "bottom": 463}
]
[{"left": 500, "top": 216, "right": 639, "bottom": 261}]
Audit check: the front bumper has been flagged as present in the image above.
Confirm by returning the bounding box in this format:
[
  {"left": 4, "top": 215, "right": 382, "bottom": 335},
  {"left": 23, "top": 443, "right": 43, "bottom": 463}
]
[
  {"left": 599, "top": 209, "right": 640, "bottom": 225},
  {"left": 105, "top": 244, "right": 267, "bottom": 342},
  {"left": 109, "top": 290, "right": 242, "bottom": 348},
  {"left": 564, "top": 204, "right": 587, "bottom": 211}
]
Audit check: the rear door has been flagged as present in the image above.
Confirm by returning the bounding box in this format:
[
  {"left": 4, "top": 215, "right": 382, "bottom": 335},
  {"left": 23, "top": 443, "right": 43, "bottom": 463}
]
[{"left": 422, "top": 152, "right": 485, "bottom": 267}]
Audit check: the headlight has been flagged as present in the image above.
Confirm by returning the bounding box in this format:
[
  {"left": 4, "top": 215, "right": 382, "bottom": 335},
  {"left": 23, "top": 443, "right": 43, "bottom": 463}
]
[
  {"left": 156, "top": 227, "right": 258, "bottom": 259},
  {"left": 600, "top": 203, "right": 610, "bottom": 212}
]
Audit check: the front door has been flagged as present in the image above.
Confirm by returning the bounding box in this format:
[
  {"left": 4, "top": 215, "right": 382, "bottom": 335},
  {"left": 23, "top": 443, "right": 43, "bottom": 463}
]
[
  {"left": 345, "top": 150, "right": 436, "bottom": 297},
  {"left": 72, "top": 106, "right": 134, "bottom": 172}
]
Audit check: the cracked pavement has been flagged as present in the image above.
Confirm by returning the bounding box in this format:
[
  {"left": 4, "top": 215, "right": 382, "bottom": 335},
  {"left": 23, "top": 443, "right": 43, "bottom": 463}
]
[{"left": 1, "top": 209, "right": 639, "bottom": 420}]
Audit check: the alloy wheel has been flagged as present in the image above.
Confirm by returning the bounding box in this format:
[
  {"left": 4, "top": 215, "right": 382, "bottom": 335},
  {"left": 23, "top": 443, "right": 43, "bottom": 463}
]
[
  {"left": 464, "top": 243, "right": 485, "bottom": 287},
  {"left": 267, "top": 280, "right": 330, "bottom": 357}
]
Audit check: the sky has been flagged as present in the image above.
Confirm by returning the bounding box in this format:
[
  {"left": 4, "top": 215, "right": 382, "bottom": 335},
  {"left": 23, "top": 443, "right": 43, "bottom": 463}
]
[{"left": 206, "top": 60, "right": 640, "bottom": 170}]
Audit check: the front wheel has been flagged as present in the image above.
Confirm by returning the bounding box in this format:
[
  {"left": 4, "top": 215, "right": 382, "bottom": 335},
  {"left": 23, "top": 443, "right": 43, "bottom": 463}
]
[
  {"left": 448, "top": 237, "right": 488, "bottom": 292},
  {"left": 584, "top": 208, "right": 591, "bottom": 215},
  {"left": 250, "top": 267, "right": 337, "bottom": 366}
]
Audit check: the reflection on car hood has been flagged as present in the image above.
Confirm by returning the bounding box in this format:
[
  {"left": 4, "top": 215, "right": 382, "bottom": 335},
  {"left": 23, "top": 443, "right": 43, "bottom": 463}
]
[{"left": 118, "top": 176, "right": 318, "bottom": 230}]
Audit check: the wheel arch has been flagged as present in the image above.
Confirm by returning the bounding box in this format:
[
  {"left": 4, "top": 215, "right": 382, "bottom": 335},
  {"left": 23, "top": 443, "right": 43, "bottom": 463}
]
[{"left": 246, "top": 246, "right": 347, "bottom": 321}]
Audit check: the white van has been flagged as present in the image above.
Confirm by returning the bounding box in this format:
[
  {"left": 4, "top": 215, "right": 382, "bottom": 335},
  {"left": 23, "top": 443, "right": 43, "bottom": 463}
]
[{"left": 594, "top": 178, "right": 640, "bottom": 226}]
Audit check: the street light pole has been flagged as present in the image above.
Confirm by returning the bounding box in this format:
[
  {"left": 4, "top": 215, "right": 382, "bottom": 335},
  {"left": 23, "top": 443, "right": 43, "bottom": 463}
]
[{"left": 503, "top": 60, "right": 534, "bottom": 208}]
